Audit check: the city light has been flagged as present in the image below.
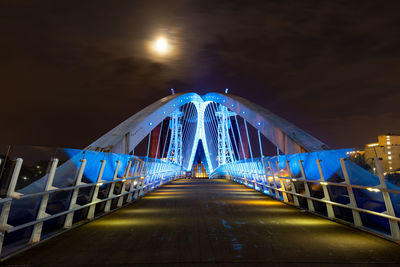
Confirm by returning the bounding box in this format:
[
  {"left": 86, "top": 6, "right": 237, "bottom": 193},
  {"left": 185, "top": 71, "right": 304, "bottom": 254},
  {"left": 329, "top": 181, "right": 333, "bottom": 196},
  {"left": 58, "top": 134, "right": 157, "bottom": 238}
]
[
  {"left": 366, "top": 187, "right": 380, "bottom": 192},
  {"left": 367, "top": 143, "right": 378, "bottom": 147}
]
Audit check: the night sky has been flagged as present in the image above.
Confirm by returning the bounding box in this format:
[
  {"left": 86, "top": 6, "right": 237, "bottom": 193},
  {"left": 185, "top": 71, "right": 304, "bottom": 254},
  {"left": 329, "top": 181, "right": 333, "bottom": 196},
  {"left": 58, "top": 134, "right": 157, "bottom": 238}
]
[{"left": 1, "top": 0, "right": 399, "bottom": 150}]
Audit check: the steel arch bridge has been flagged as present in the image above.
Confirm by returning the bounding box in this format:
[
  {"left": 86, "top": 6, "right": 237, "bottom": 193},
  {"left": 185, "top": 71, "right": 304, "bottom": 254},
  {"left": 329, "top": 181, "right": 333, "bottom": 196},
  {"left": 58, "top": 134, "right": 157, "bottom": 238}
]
[
  {"left": 87, "top": 92, "right": 328, "bottom": 172},
  {"left": 1, "top": 92, "right": 400, "bottom": 261}
]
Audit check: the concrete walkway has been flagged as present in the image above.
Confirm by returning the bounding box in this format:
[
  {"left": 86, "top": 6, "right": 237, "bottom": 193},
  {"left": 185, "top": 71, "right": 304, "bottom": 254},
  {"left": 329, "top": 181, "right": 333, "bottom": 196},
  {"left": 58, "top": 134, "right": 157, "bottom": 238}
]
[{"left": 2, "top": 179, "right": 400, "bottom": 266}]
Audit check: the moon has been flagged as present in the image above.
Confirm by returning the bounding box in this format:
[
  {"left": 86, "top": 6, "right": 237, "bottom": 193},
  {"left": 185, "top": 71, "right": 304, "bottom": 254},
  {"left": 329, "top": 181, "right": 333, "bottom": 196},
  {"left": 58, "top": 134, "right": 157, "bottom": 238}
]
[{"left": 153, "top": 37, "right": 168, "bottom": 54}]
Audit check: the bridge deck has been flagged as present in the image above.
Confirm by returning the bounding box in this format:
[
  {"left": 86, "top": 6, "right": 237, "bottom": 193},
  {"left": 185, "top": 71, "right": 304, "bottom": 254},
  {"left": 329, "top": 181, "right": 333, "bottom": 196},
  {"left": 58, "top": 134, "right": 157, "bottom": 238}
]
[{"left": 2, "top": 179, "right": 400, "bottom": 266}]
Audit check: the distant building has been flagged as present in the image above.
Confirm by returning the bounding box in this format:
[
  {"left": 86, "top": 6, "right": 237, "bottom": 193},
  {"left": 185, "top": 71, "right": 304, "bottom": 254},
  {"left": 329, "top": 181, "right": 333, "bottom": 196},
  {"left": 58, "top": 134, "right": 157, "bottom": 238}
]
[
  {"left": 364, "top": 134, "right": 400, "bottom": 174},
  {"left": 193, "top": 161, "right": 207, "bottom": 178}
]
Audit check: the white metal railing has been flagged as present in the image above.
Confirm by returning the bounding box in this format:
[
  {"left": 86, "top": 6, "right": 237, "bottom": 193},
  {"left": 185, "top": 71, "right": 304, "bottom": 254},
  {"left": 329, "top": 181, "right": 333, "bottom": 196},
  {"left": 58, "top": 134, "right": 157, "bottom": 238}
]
[
  {"left": 211, "top": 156, "right": 400, "bottom": 242},
  {"left": 0, "top": 157, "right": 183, "bottom": 259}
]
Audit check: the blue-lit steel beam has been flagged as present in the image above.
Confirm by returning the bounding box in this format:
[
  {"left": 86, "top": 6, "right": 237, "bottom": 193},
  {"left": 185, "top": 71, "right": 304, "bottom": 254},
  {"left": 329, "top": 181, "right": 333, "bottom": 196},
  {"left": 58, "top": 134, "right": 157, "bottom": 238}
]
[{"left": 87, "top": 92, "right": 330, "bottom": 172}]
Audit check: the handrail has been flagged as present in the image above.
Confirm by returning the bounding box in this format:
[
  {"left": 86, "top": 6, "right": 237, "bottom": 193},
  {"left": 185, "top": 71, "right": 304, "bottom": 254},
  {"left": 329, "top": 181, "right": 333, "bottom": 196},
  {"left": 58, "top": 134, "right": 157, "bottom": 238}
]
[
  {"left": 212, "top": 156, "right": 400, "bottom": 242},
  {"left": 0, "top": 157, "right": 184, "bottom": 259}
]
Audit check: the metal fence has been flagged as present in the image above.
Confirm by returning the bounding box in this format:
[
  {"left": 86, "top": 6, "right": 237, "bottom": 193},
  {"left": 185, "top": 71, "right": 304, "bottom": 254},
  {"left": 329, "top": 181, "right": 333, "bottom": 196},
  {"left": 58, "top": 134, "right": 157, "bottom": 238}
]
[
  {"left": 211, "top": 149, "right": 400, "bottom": 242},
  {"left": 0, "top": 150, "right": 183, "bottom": 259}
]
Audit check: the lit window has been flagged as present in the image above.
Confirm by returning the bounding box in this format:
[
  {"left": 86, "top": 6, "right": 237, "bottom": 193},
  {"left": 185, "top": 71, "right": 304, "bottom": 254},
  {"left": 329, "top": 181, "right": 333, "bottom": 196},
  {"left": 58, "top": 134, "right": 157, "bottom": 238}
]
[
  {"left": 388, "top": 146, "right": 391, "bottom": 149},
  {"left": 389, "top": 161, "right": 392, "bottom": 164},
  {"left": 388, "top": 151, "right": 392, "bottom": 154},
  {"left": 387, "top": 141, "right": 391, "bottom": 145},
  {"left": 389, "top": 167, "right": 393, "bottom": 170},
  {"left": 388, "top": 156, "right": 392, "bottom": 160},
  {"left": 386, "top": 136, "right": 390, "bottom": 139}
]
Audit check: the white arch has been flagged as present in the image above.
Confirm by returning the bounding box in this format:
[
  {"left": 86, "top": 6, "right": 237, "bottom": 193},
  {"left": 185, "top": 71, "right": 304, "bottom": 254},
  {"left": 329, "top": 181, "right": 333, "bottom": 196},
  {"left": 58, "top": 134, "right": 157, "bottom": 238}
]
[
  {"left": 87, "top": 92, "right": 329, "bottom": 172},
  {"left": 202, "top": 93, "right": 329, "bottom": 154},
  {"left": 87, "top": 93, "right": 203, "bottom": 155}
]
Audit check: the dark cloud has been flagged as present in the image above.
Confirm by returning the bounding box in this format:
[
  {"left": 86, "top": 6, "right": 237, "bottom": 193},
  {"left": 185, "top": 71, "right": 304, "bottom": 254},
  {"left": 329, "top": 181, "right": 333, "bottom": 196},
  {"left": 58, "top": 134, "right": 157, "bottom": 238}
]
[{"left": 0, "top": 0, "right": 399, "bottom": 150}]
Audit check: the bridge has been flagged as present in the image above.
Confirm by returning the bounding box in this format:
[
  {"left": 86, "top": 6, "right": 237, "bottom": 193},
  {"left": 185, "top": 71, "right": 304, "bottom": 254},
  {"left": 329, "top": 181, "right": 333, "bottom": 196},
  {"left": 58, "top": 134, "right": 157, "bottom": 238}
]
[{"left": 1, "top": 92, "right": 400, "bottom": 265}]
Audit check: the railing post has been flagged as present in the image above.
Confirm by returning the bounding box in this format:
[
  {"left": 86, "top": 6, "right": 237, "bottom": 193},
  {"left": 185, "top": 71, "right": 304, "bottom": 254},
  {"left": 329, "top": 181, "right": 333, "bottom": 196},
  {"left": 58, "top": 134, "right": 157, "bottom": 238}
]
[
  {"left": 87, "top": 160, "right": 106, "bottom": 220},
  {"left": 340, "top": 158, "right": 362, "bottom": 227},
  {"left": 133, "top": 161, "right": 142, "bottom": 200},
  {"left": 136, "top": 161, "right": 146, "bottom": 199},
  {"left": 104, "top": 161, "right": 120, "bottom": 212},
  {"left": 64, "top": 159, "right": 86, "bottom": 229},
  {"left": 148, "top": 162, "right": 156, "bottom": 191},
  {"left": 286, "top": 160, "right": 299, "bottom": 207},
  {"left": 299, "top": 160, "right": 314, "bottom": 212},
  {"left": 6, "top": 158, "right": 23, "bottom": 199},
  {"left": 275, "top": 161, "right": 289, "bottom": 203},
  {"left": 133, "top": 177, "right": 141, "bottom": 200},
  {"left": 316, "top": 159, "right": 335, "bottom": 219},
  {"left": 375, "top": 157, "right": 400, "bottom": 239},
  {"left": 130, "top": 161, "right": 141, "bottom": 201},
  {"left": 30, "top": 158, "right": 59, "bottom": 243},
  {"left": 0, "top": 158, "right": 23, "bottom": 255},
  {"left": 267, "top": 161, "right": 280, "bottom": 199},
  {"left": 128, "top": 161, "right": 139, "bottom": 202},
  {"left": 260, "top": 159, "right": 268, "bottom": 194},
  {"left": 122, "top": 160, "right": 134, "bottom": 204},
  {"left": 252, "top": 163, "right": 257, "bottom": 188},
  {"left": 153, "top": 163, "right": 161, "bottom": 189},
  {"left": 159, "top": 163, "right": 165, "bottom": 185},
  {"left": 117, "top": 160, "right": 132, "bottom": 207},
  {"left": 139, "top": 173, "right": 148, "bottom": 197}
]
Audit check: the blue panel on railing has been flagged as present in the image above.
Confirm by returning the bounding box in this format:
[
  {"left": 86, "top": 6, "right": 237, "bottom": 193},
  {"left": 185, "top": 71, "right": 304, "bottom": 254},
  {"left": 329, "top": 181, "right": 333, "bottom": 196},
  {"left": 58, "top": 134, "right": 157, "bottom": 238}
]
[
  {"left": 65, "top": 149, "right": 133, "bottom": 183},
  {"left": 6, "top": 146, "right": 181, "bottom": 236},
  {"left": 266, "top": 148, "right": 352, "bottom": 180}
]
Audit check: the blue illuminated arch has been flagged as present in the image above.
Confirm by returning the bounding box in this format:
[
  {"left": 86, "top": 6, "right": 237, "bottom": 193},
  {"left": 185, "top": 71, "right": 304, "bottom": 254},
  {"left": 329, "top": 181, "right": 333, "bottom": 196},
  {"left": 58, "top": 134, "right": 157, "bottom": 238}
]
[
  {"left": 87, "top": 92, "right": 329, "bottom": 172},
  {"left": 202, "top": 92, "right": 329, "bottom": 154}
]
